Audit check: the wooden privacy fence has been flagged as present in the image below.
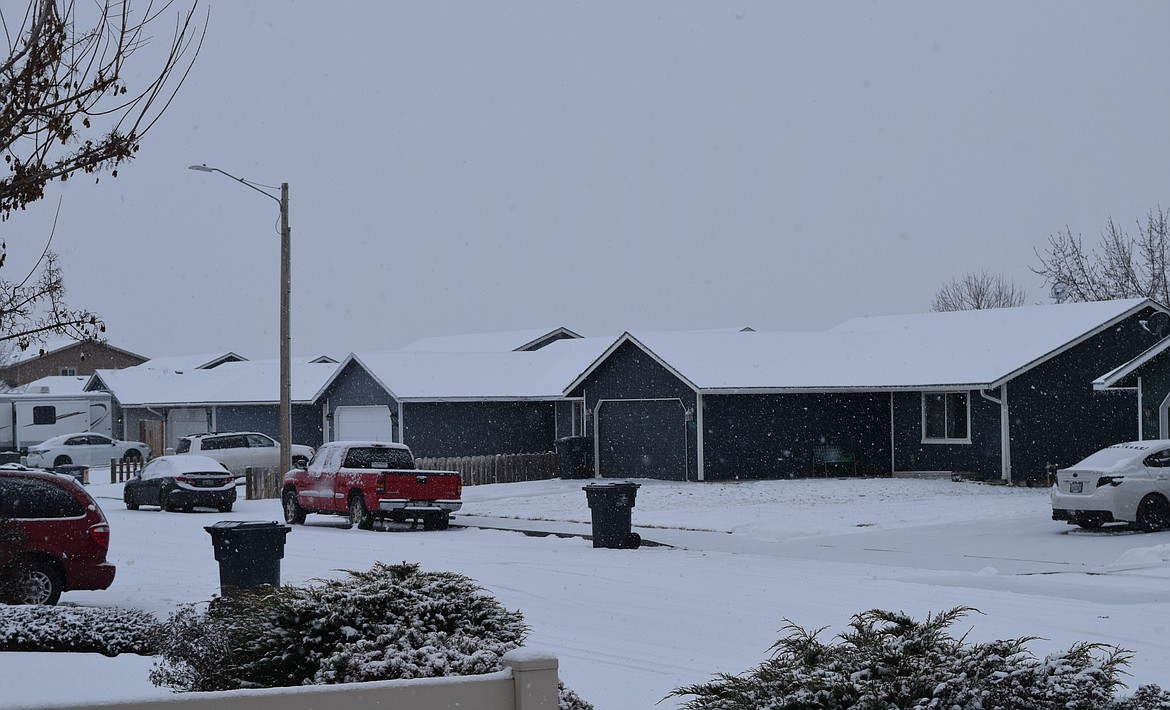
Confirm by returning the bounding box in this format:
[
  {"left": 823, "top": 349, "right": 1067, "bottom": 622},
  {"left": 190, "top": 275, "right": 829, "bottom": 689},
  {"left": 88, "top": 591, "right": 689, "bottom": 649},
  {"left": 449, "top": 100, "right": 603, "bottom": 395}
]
[
  {"left": 245, "top": 467, "right": 283, "bottom": 500},
  {"left": 416, "top": 452, "right": 559, "bottom": 486}
]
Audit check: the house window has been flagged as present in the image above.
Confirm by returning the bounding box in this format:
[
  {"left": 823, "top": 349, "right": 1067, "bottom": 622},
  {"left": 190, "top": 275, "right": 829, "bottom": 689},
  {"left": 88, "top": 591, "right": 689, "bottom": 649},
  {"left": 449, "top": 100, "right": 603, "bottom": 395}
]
[
  {"left": 571, "top": 401, "right": 585, "bottom": 436},
  {"left": 922, "top": 392, "right": 969, "bottom": 442},
  {"left": 60, "top": 368, "right": 76, "bottom": 376}
]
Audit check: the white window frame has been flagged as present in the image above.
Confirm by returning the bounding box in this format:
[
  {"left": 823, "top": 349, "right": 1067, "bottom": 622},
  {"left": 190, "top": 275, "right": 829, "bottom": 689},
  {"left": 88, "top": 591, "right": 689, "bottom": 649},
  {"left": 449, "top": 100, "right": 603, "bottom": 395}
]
[{"left": 921, "top": 391, "right": 971, "bottom": 444}]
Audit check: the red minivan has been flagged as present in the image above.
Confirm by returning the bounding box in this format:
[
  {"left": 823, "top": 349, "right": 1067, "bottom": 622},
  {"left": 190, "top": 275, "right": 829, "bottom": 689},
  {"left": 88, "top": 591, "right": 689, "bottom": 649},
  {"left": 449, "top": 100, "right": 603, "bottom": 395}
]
[{"left": 0, "top": 465, "right": 116, "bottom": 604}]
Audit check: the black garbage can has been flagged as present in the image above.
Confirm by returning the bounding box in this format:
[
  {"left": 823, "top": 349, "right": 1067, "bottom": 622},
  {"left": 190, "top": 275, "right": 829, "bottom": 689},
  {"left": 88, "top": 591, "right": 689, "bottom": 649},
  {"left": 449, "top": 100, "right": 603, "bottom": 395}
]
[
  {"left": 204, "top": 520, "right": 291, "bottom": 595},
  {"left": 556, "top": 436, "right": 594, "bottom": 479},
  {"left": 583, "top": 482, "right": 641, "bottom": 549},
  {"left": 54, "top": 464, "right": 89, "bottom": 485},
  {"left": 0, "top": 451, "right": 22, "bottom": 465}
]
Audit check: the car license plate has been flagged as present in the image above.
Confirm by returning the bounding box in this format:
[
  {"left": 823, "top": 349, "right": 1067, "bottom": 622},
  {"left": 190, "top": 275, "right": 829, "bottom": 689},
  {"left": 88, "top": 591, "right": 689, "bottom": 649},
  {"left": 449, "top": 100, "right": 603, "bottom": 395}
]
[{"left": 1070, "top": 481, "right": 1083, "bottom": 494}]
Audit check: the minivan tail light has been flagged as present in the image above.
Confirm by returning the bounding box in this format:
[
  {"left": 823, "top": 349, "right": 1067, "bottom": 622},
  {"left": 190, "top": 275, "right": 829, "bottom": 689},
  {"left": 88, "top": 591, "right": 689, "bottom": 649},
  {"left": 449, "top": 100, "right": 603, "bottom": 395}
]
[{"left": 88, "top": 523, "right": 110, "bottom": 550}]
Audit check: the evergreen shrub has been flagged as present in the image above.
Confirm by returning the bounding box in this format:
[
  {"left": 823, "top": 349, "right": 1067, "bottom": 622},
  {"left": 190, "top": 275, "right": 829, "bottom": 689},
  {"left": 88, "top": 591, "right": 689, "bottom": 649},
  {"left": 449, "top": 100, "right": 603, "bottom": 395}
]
[{"left": 671, "top": 607, "right": 1170, "bottom": 710}]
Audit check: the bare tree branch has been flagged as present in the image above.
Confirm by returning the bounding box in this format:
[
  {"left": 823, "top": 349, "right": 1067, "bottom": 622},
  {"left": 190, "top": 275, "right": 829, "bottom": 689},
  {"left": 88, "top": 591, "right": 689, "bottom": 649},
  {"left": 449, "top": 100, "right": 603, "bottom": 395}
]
[
  {"left": 931, "top": 270, "right": 1028, "bottom": 312},
  {"left": 1031, "top": 208, "right": 1170, "bottom": 305},
  {"left": 0, "top": 0, "right": 203, "bottom": 353}
]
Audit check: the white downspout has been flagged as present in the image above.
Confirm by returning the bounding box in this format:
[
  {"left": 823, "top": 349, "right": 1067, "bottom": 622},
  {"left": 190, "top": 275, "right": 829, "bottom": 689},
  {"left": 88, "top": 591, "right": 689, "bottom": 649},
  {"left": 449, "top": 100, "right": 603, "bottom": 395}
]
[
  {"left": 696, "top": 392, "right": 705, "bottom": 481},
  {"left": 889, "top": 392, "right": 896, "bottom": 474},
  {"left": 1138, "top": 376, "right": 1144, "bottom": 440}
]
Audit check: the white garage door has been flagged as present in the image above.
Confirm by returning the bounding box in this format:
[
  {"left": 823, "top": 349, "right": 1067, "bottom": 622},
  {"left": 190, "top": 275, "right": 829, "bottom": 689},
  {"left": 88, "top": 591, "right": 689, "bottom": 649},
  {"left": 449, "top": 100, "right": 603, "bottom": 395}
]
[
  {"left": 335, "top": 405, "right": 393, "bottom": 442},
  {"left": 167, "top": 407, "right": 210, "bottom": 452}
]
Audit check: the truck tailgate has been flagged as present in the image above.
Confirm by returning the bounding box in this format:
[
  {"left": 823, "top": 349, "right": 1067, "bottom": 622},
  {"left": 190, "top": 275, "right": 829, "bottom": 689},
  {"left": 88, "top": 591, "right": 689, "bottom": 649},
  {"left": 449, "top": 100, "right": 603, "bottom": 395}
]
[{"left": 378, "top": 469, "right": 461, "bottom": 500}]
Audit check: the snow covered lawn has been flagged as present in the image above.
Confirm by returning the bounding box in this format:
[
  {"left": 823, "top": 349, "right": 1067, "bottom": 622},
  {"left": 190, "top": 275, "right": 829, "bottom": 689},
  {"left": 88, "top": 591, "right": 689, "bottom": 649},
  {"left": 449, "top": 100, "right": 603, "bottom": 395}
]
[{"left": 3, "top": 475, "right": 1169, "bottom": 709}]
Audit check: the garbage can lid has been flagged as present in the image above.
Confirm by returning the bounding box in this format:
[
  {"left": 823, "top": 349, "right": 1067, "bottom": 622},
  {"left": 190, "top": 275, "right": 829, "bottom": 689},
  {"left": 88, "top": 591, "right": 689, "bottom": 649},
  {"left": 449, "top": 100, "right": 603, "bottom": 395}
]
[
  {"left": 583, "top": 481, "right": 640, "bottom": 488},
  {"left": 204, "top": 520, "right": 287, "bottom": 532}
]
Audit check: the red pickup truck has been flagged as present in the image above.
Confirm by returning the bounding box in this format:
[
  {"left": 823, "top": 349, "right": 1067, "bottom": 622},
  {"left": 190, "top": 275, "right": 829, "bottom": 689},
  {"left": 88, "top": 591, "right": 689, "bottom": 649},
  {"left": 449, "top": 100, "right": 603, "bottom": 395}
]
[{"left": 281, "top": 441, "right": 462, "bottom": 531}]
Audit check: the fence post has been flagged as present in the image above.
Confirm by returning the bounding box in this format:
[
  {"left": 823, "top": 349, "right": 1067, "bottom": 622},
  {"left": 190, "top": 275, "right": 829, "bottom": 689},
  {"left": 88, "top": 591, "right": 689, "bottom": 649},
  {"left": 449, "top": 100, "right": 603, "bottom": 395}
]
[
  {"left": 503, "top": 649, "right": 559, "bottom": 710},
  {"left": 110, "top": 458, "right": 116, "bottom": 484},
  {"left": 245, "top": 467, "right": 254, "bottom": 500}
]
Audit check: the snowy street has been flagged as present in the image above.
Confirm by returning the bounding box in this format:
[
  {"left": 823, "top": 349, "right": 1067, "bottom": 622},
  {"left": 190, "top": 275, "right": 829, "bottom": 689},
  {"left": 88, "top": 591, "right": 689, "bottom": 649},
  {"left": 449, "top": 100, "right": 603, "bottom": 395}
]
[{"left": 4, "top": 476, "right": 1169, "bottom": 709}]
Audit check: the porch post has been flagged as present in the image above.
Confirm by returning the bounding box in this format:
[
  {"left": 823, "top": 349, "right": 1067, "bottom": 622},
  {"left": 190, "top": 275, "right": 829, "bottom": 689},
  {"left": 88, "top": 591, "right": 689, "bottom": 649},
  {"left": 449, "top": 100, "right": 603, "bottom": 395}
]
[{"left": 1000, "top": 383, "right": 1011, "bottom": 483}]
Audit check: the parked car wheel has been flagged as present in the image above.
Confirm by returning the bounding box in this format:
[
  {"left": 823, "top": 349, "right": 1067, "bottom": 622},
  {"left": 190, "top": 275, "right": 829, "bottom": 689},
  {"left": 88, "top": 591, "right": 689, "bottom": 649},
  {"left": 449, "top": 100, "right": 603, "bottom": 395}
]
[
  {"left": 8, "top": 560, "right": 63, "bottom": 605},
  {"left": 1135, "top": 495, "right": 1170, "bottom": 533},
  {"left": 122, "top": 449, "right": 143, "bottom": 463},
  {"left": 217, "top": 503, "right": 233, "bottom": 513},
  {"left": 348, "top": 495, "right": 374, "bottom": 531},
  {"left": 53, "top": 455, "right": 71, "bottom": 468},
  {"left": 282, "top": 489, "right": 306, "bottom": 525},
  {"left": 125, "top": 500, "right": 139, "bottom": 511}
]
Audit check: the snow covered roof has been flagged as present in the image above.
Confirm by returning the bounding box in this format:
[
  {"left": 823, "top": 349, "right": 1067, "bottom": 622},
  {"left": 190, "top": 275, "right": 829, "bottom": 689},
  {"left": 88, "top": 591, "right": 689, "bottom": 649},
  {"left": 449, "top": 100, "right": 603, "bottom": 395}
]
[
  {"left": 1093, "top": 332, "right": 1170, "bottom": 390},
  {"left": 140, "top": 352, "right": 248, "bottom": 371},
  {"left": 333, "top": 337, "right": 612, "bottom": 401},
  {"left": 6, "top": 339, "right": 147, "bottom": 364},
  {"left": 398, "top": 327, "right": 582, "bottom": 353},
  {"left": 570, "top": 299, "right": 1163, "bottom": 393},
  {"left": 90, "top": 360, "right": 340, "bottom": 406},
  {"left": 14, "top": 376, "right": 91, "bottom": 394}
]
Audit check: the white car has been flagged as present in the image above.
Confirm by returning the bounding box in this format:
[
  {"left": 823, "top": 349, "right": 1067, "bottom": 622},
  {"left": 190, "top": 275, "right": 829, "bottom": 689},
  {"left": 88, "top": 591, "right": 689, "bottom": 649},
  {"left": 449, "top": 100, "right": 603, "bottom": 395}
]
[
  {"left": 27, "top": 433, "right": 151, "bottom": 469},
  {"left": 1051, "top": 440, "right": 1170, "bottom": 532},
  {"left": 174, "top": 432, "right": 313, "bottom": 477}
]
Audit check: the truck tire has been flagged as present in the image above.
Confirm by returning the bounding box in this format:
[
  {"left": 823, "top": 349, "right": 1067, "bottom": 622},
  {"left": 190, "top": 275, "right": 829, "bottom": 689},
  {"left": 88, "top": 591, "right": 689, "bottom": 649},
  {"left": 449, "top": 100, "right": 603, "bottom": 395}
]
[
  {"left": 282, "top": 489, "right": 306, "bottom": 525},
  {"left": 349, "top": 495, "right": 374, "bottom": 531}
]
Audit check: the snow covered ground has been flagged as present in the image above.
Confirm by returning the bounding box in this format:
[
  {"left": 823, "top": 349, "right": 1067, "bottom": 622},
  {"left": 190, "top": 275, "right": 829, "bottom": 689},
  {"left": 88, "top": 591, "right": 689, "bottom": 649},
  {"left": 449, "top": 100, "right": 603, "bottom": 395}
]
[{"left": 4, "top": 474, "right": 1170, "bottom": 709}]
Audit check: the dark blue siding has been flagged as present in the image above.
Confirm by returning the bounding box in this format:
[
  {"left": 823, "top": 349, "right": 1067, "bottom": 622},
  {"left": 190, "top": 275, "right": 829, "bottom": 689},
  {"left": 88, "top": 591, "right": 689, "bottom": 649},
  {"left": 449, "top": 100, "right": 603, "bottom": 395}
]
[
  {"left": 569, "top": 340, "right": 699, "bottom": 480},
  {"left": 402, "top": 401, "right": 557, "bottom": 457},
  {"left": 891, "top": 390, "right": 1001, "bottom": 476},
  {"left": 702, "top": 392, "right": 891, "bottom": 479},
  {"left": 215, "top": 404, "right": 323, "bottom": 447},
  {"left": 1005, "top": 314, "right": 1148, "bottom": 480}
]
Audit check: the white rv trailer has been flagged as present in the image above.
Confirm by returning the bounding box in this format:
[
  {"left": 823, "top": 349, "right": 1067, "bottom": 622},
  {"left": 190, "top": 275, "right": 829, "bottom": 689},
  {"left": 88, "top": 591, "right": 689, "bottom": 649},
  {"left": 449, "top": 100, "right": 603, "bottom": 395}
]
[{"left": 0, "top": 392, "right": 115, "bottom": 452}]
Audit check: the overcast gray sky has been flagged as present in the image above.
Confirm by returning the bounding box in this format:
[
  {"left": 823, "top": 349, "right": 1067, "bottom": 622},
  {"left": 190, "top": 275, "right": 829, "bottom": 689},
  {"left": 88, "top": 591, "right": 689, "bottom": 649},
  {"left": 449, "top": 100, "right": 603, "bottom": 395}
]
[{"left": 7, "top": 1, "right": 1170, "bottom": 360}]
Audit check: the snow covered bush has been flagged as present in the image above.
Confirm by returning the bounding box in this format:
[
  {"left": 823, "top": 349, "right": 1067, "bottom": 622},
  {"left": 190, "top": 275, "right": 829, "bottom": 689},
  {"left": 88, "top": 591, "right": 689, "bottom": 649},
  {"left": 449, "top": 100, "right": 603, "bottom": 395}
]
[
  {"left": 671, "top": 607, "right": 1170, "bottom": 710},
  {"left": 0, "top": 604, "right": 160, "bottom": 655},
  {"left": 151, "top": 561, "right": 592, "bottom": 709}
]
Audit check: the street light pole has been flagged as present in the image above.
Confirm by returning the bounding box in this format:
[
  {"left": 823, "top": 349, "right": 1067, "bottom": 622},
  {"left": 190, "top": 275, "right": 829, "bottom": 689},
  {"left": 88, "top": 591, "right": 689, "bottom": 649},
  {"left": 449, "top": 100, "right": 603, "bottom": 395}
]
[{"left": 189, "top": 165, "right": 293, "bottom": 476}]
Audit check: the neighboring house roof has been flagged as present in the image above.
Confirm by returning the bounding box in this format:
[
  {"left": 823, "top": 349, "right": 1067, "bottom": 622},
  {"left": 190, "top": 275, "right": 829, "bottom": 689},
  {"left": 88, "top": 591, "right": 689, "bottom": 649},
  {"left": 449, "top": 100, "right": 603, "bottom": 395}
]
[
  {"left": 6, "top": 338, "right": 147, "bottom": 364},
  {"left": 89, "top": 360, "right": 340, "bottom": 406},
  {"left": 567, "top": 299, "right": 1164, "bottom": 394},
  {"left": 398, "top": 327, "right": 582, "bottom": 353},
  {"left": 140, "top": 352, "right": 248, "bottom": 371},
  {"left": 13, "top": 375, "right": 91, "bottom": 394},
  {"left": 329, "top": 337, "right": 612, "bottom": 402}
]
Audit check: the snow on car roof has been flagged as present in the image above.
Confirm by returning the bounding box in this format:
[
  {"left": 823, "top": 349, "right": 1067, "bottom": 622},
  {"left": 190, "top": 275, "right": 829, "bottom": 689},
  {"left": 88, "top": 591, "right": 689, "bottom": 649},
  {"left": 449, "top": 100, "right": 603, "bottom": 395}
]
[{"left": 141, "top": 455, "right": 230, "bottom": 478}]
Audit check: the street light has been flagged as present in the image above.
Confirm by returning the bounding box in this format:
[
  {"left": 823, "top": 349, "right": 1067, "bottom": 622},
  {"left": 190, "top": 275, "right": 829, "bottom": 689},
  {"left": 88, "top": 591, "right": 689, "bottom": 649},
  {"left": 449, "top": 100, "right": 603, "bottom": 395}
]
[{"left": 189, "top": 164, "right": 292, "bottom": 476}]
